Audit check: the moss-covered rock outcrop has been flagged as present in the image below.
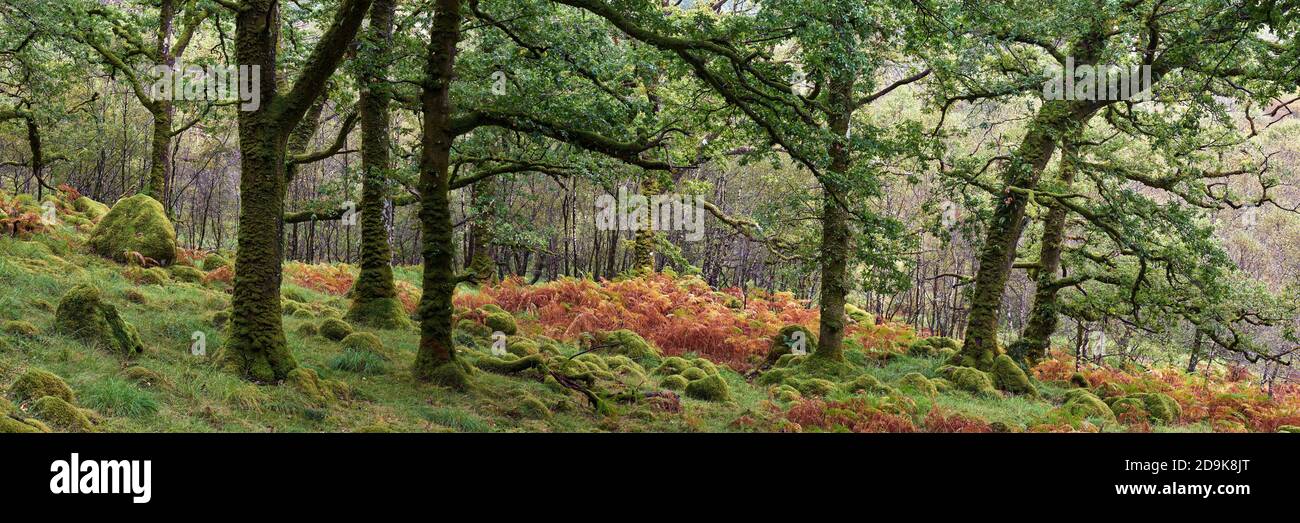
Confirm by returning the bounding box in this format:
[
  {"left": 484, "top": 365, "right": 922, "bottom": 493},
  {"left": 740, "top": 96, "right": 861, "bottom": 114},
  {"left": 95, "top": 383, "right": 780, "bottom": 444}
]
[
  {"left": 53, "top": 284, "right": 145, "bottom": 357},
  {"left": 935, "top": 365, "right": 998, "bottom": 396},
  {"left": 87, "top": 194, "right": 177, "bottom": 265},
  {"left": 990, "top": 354, "right": 1036, "bottom": 395},
  {"left": 31, "top": 396, "right": 94, "bottom": 432},
  {"left": 9, "top": 368, "right": 75, "bottom": 403},
  {"left": 1061, "top": 388, "right": 1116, "bottom": 423}
]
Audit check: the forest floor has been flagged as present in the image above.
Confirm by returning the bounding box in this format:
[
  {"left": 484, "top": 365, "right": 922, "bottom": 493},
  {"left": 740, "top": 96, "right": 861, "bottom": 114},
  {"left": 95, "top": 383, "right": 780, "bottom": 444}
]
[{"left": 2, "top": 193, "right": 1299, "bottom": 433}]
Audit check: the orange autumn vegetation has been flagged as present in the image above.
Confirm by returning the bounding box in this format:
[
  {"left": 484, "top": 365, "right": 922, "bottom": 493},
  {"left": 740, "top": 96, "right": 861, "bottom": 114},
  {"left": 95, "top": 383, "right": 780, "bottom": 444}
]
[
  {"left": 281, "top": 262, "right": 421, "bottom": 313},
  {"left": 1033, "top": 350, "right": 1300, "bottom": 432},
  {"left": 454, "top": 273, "right": 917, "bottom": 371}
]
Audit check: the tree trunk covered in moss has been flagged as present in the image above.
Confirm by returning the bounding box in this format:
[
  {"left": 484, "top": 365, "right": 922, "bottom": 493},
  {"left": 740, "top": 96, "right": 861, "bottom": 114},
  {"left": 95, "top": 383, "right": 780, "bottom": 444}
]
[
  {"left": 632, "top": 175, "right": 660, "bottom": 272},
  {"left": 959, "top": 101, "right": 1101, "bottom": 369},
  {"left": 814, "top": 70, "right": 854, "bottom": 362},
  {"left": 1009, "top": 137, "right": 1079, "bottom": 365},
  {"left": 144, "top": 0, "right": 177, "bottom": 203},
  {"left": 346, "top": 0, "right": 407, "bottom": 328},
  {"left": 412, "top": 0, "right": 469, "bottom": 387},
  {"left": 222, "top": 0, "right": 372, "bottom": 381},
  {"left": 467, "top": 176, "right": 497, "bottom": 283}
]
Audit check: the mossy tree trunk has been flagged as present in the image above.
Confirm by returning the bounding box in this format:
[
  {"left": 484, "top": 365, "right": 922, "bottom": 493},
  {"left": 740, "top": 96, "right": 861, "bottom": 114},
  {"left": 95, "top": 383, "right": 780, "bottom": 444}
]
[
  {"left": 346, "top": 0, "right": 408, "bottom": 328},
  {"left": 412, "top": 0, "right": 469, "bottom": 387},
  {"left": 466, "top": 176, "right": 498, "bottom": 283},
  {"left": 631, "top": 175, "right": 660, "bottom": 273},
  {"left": 221, "top": 0, "right": 372, "bottom": 382},
  {"left": 814, "top": 70, "right": 855, "bottom": 362},
  {"left": 1009, "top": 136, "right": 1079, "bottom": 365}
]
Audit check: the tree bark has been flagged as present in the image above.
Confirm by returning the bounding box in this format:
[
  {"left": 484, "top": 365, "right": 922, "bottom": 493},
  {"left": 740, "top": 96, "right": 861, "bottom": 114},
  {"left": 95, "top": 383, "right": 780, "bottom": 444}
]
[
  {"left": 220, "top": 0, "right": 372, "bottom": 381},
  {"left": 412, "top": 0, "right": 470, "bottom": 387},
  {"left": 1008, "top": 135, "right": 1080, "bottom": 364},
  {"left": 346, "top": 0, "right": 408, "bottom": 328},
  {"left": 814, "top": 69, "right": 854, "bottom": 361}
]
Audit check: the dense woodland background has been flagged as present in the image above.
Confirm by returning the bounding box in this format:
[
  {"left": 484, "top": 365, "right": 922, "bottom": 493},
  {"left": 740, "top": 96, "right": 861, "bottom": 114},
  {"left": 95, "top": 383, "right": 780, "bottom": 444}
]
[{"left": 1, "top": 0, "right": 1298, "bottom": 385}]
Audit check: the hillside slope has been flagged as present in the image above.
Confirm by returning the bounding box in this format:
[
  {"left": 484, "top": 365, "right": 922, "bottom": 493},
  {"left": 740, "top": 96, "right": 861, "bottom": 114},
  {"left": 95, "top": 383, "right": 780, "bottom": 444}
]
[{"left": 1, "top": 191, "right": 1298, "bottom": 433}]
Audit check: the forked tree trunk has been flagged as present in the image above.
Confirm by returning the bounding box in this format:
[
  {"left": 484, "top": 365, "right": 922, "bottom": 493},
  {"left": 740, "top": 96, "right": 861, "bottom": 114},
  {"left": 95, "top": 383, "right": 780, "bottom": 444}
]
[
  {"left": 1009, "top": 136, "right": 1080, "bottom": 364},
  {"left": 220, "top": 0, "right": 372, "bottom": 381}
]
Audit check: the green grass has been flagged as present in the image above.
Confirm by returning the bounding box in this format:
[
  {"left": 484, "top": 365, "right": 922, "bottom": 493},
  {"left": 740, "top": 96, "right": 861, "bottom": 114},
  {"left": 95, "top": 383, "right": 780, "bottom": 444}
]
[{"left": 0, "top": 228, "right": 1223, "bottom": 434}]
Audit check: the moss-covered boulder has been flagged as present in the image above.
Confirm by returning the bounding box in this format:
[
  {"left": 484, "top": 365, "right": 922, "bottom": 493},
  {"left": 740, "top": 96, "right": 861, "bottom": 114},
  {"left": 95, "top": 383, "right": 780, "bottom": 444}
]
[
  {"left": 505, "top": 336, "right": 540, "bottom": 357},
  {"left": 680, "top": 367, "right": 708, "bottom": 381},
  {"left": 88, "top": 194, "right": 177, "bottom": 265},
  {"left": 661, "top": 374, "right": 689, "bottom": 391},
  {"left": 9, "top": 368, "right": 75, "bottom": 403},
  {"left": 936, "top": 365, "right": 998, "bottom": 396},
  {"left": 684, "top": 374, "right": 731, "bottom": 402},
  {"left": 286, "top": 368, "right": 351, "bottom": 406},
  {"left": 0, "top": 414, "right": 49, "bottom": 433},
  {"left": 653, "top": 356, "right": 693, "bottom": 376},
  {"left": 842, "top": 374, "right": 892, "bottom": 395},
  {"left": 602, "top": 329, "right": 660, "bottom": 359},
  {"left": 789, "top": 377, "right": 839, "bottom": 397},
  {"left": 2, "top": 320, "right": 38, "bottom": 337},
  {"left": 483, "top": 310, "right": 517, "bottom": 335},
  {"left": 201, "top": 254, "right": 231, "bottom": 272},
  {"left": 32, "top": 396, "right": 94, "bottom": 432},
  {"left": 170, "top": 264, "right": 205, "bottom": 283},
  {"left": 1125, "top": 393, "right": 1181, "bottom": 424},
  {"left": 73, "top": 196, "right": 110, "bottom": 221},
  {"left": 1069, "top": 372, "right": 1091, "bottom": 388},
  {"left": 319, "top": 318, "right": 354, "bottom": 341},
  {"left": 767, "top": 324, "right": 816, "bottom": 364},
  {"left": 908, "top": 336, "right": 959, "bottom": 357},
  {"left": 341, "top": 332, "right": 394, "bottom": 360},
  {"left": 1061, "top": 389, "right": 1116, "bottom": 423},
  {"left": 844, "top": 303, "right": 874, "bottom": 324},
  {"left": 897, "top": 372, "right": 938, "bottom": 397},
  {"left": 991, "top": 354, "right": 1036, "bottom": 395},
  {"left": 53, "top": 284, "right": 145, "bottom": 357}
]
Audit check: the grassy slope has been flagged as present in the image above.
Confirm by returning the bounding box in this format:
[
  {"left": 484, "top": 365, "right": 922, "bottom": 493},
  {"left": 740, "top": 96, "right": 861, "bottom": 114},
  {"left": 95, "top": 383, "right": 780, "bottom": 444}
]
[{"left": 0, "top": 205, "right": 1253, "bottom": 433}]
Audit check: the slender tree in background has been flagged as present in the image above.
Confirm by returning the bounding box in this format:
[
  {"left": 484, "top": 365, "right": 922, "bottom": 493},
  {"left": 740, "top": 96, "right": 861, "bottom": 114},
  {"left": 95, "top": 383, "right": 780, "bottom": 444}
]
[{"left": 72, "top": 0, "right": 211, "bottom": 205}]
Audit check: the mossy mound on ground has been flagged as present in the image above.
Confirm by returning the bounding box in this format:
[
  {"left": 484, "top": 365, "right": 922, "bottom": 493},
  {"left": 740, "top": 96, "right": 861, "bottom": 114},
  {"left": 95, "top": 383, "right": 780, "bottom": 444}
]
[
  {"left": 684, "top": 374, "right": 731, "bottom": 402},
  {"left": 505, "top": 336, "right": 539, "bottom": 357},
  {"left": 340, "top": 332, "right": 395, "bottom": 360},
  {"left": 653, "top": 356, "right": 693, "bottom": 376},
  {"left": 907, "top": 336, "right": 960, "bottom": 358},
  {"left": 897, "top": 372, "right": 938, "bottom": 397},
  {"left": 32, "top": 396, "right": 94, "bottom": 432},
  {"left": 87, "top": 194, "right": 177, "bottom": 265},
  {"left": 660, "top": 374, "right": 689, "bottom": 390},
  {"left": 121, "top": 366, "right": 164, "bottom": 388},
  {"left": 842, "top": 374, "right": 895, "bottom": 395},
  {"left": 1061, "top": 388, "right": 1116, "bottom": 423},
  {"left": 599, "top": 329, "right": 661, "bottom": 360},
  {"left": 1122, "top": 392, "right": 1182, "bottom": 424},
  {"left": 513, "top": 394, "right": 552, "bottom": 420},
  {"left": 9, "top": 368, "right": 75, "bottom": 403},
  {"left": 935, "top": 365, "right": 998, "bottom": 396},
  {"left": 169, "top": 265, "right": 205, "bottom": 283},
  {"left": 2, "top": 320, "right": 39, "bottom": 337},
  {"left": 788, "top": 377, "right": 839, "bottom": 397},
  {"left": 319, "top": 318, "right": 354, "bottom": 341},
  {"left": 844, "top": 303, "right": 874, "bottom": 324},
  {"left": 1069, "top": 372, "right": 1091, "bottom": 388},
  {"left": 201, "top": 254, "right": 231, "bottom": 272},
  {"left": 126, "top": 266, "right": 170, "bottom": 285},
  {"left": 766, "top": 324, "right": 816, "bottom": 365},
  {"left": 73, "top": 196, "right": 110, "bottom": 221},
  {"left": 346, "top": 297, "right": 411, "bottom": 330},
  {"left": 455, "top": 319, "right": 492, "bottom": 339},
  {"left": 1107, "top": 396, "right": 1147, "bottom": 421},
  {"left": 54, "top": 284, "right": 145, "bottom": 357},
  {"left": 0, "top": 414, "right": 50, "bottom": 433},
  {"left": 482, "top": 309, "right": 517, "bottom": 335},
  {"left": 285, "top": 368, "right": 351, "bottom": 406},
  {"left": 990, "top": 354, "right": 1036, "bottom": 395}
]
